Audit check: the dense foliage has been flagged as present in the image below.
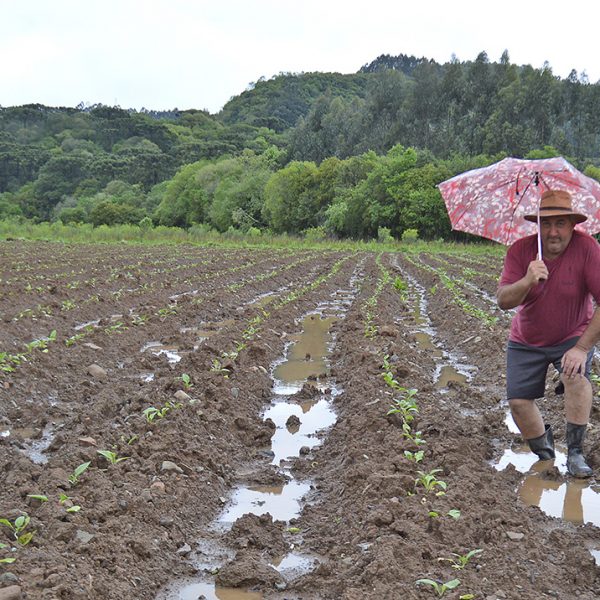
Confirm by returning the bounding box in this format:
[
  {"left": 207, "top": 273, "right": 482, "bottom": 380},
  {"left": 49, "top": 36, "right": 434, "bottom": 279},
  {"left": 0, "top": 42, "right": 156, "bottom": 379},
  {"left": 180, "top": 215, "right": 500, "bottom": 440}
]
[{"left": 1, "top": 51, "right": 599, "bottom": 240}]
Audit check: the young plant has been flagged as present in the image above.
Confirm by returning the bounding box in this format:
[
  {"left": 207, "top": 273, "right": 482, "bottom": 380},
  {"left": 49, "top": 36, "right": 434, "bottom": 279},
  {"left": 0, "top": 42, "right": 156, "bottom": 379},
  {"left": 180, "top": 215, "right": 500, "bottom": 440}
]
[
  {"left": 415, "top": 468, "right": 447, "bottom": 495},
  {"left": 438, "top": 549, "right": 483, "bottom": 570},
  {"left": 416, "top": 578, "right": 460, "bottom": 597},
  {"left": 180, "top": 373, "right": 193, "bottom": 389},
  {"left": 404, "top": 449, "right": 425, "bottom": 463},
  {"left": 68, "top": 461, "right": 91, "bottom": 485},
  {"left": 428, "top": 508, "right": 461, "bottom": 520},
  {"left": 0, "top": 514, "right": 35, "bottom": 546},
  {"left": 0, "top": 542, "right": 16, "bottom": 564},
  {"left": 26, "top": 494, "right": 48, "bottom": 503},
  {"left": 97, "top": 450, "right": 129, "bottom": 465}
]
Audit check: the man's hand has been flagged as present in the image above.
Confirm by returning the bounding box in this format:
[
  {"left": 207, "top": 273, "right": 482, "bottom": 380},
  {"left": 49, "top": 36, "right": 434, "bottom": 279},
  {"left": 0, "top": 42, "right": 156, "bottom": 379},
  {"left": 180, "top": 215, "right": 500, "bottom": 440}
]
[
  {"left": 526, "top": 259, "right": 548, "bottom": 284},
  {"left": 561, "top": 346, "right": 588, "bottom": 379}
]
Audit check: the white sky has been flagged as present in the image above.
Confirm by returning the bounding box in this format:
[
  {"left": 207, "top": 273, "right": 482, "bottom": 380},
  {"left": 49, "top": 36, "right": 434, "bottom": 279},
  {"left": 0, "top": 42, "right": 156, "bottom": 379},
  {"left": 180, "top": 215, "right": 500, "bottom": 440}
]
[{"left": 1, "top": 0, "right": 599, "bottom": 115}]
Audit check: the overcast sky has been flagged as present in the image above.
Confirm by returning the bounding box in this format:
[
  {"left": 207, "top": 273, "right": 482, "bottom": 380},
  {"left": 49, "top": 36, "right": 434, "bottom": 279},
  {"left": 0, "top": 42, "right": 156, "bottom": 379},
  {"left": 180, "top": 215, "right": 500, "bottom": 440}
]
[{"left": 2, "top": 0, "right": 599, "bottom": 114}]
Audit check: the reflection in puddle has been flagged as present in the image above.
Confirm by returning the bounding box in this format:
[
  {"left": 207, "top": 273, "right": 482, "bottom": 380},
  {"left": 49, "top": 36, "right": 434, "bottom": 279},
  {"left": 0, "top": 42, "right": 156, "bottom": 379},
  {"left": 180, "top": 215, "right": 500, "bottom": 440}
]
[
  {"left": 140, "top": 341, "right": 182, "bottom": 364},
  {"left": 167, "top": 581, "right": 262, "bottom": 600},
  {"left": 591, "top": 549, "right": 600, "bottom": 566},
  {"left": 219, "top": 481, "right": 311, "bottom": 523},
  {"left": 435, "top": 365, "right": 467, "bottom": 389},
  {"left": 14, "top": 424, "right": 56, "bottom": 464},
  {"left": 272, "top": 315, "right": 335, "bottom": 388},
  {"left": 494, "top": 445, "right": 600, "bottom": 526},
  {"left": 414, "top": 332, "right": 442, "bottom": 358},
  {"left": 266, "top": 398, "right": 336, "bottom": 465}
]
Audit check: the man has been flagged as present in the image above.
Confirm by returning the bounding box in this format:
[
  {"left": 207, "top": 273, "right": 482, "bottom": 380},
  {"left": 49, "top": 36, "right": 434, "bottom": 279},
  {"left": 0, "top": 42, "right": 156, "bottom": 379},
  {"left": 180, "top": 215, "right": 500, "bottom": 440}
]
[{"left": 497, "top": 189, "right": 600, "bottom": 478}]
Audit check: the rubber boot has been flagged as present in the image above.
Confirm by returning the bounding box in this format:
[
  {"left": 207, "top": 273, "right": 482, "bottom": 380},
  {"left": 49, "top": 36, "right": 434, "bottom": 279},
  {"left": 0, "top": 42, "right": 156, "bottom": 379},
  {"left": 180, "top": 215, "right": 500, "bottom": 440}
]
[
  {"left": 527, "top": 424, "right": 555, "bottom": 460},
  {"left": 566, "top": 423, "right": 593, "bottom": 478}
]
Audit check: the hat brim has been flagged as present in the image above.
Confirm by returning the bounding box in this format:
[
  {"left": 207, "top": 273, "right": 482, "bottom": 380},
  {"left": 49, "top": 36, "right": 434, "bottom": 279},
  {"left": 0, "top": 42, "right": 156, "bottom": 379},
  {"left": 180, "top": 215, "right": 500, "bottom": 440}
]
[{"left": 523, "top": 211, "right": 587, "bottom": 224}]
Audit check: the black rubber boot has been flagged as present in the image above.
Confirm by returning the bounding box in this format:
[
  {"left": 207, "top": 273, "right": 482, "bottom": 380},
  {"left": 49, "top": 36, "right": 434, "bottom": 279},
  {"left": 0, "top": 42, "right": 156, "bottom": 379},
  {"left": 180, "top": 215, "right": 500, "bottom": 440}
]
[
  {"left": 527, "top": 424, "right": 555, "bottom": 460},
  {"left": 566, "top": 422, "right": 593, "bottom": 478}
]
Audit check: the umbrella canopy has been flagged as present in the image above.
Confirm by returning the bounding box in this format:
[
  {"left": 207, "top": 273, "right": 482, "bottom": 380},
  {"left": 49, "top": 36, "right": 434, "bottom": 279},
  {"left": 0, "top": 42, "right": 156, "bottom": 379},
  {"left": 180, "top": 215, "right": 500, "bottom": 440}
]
[{"left": 438, "top": 157, "right": 600, "bottom": 247}]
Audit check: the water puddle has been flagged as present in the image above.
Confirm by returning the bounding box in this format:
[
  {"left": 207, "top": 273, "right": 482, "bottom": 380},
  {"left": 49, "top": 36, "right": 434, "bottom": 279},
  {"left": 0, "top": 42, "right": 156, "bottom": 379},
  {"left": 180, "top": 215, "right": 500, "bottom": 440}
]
[
  {"left": 180, "top": 319, "right": 235, "bottom": 349},
  {"left": 393, "top": 261, "right": 475, "bottom": 389},
  {"left": 158, "top": 271, "right": 361, "bottom": 600},
  {"left": 140, "top": 341, "right": 182, "bottom": 364},
  {"left": 74, "top": 319, "right": 100, "bottom": 330},
  {"left": 9, "top": 424, "right": 56, "bottom": 464},
  {"left": 494, "top": 416, "right": 600, "bottom": 529}
]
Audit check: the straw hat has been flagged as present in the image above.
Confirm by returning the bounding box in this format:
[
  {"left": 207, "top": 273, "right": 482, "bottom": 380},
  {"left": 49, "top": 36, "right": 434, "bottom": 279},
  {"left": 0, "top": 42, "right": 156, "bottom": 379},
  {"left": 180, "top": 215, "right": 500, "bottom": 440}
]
[{"left": 524, "top": 190, "right": 587, "bottom": 224}]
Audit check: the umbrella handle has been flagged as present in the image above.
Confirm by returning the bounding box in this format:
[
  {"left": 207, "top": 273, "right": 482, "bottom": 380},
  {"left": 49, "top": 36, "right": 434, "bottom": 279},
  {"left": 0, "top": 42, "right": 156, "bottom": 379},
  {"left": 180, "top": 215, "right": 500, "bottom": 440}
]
[{"left": 537, "top": 203, "right": 543, "bottom": 260}]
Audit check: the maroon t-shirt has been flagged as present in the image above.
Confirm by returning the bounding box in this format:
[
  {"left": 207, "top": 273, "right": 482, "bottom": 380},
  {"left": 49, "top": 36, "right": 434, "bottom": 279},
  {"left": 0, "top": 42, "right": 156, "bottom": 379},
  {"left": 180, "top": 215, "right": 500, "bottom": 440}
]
[{"left": 499, "top": 230, "right": 600, "bottom": 347}]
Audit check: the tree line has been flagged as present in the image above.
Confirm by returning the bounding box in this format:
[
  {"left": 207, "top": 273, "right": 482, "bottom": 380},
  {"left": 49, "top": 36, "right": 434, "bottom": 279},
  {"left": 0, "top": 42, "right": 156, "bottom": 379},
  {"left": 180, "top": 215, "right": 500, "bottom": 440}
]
[{"left": 1, "top": 50, "right": 599, "bottom": 240}]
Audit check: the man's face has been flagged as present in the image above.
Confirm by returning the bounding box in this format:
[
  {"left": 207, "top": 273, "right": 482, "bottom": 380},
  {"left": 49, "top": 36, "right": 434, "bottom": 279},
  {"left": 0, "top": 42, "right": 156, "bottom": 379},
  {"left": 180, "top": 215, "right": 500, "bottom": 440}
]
[{"left": 539, "top": 216, "right": 575, "bottom": 259}]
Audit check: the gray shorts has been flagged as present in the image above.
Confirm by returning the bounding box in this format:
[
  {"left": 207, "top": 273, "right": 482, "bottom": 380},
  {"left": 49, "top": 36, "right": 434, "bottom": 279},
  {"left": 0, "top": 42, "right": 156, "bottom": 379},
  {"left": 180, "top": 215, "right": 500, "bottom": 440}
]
[{"left": 506, "top": 337, "right": 594, "bottom": 400}]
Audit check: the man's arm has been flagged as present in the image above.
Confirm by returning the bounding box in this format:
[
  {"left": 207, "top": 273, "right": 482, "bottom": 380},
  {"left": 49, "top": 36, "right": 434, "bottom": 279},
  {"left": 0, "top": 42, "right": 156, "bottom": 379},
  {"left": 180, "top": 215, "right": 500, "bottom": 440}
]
[
  {"left": 496, "top": 259, "right": 548, "bottom": 310},
  {"left": 562, "top": 307, "right": 600, "bottom": 378}
]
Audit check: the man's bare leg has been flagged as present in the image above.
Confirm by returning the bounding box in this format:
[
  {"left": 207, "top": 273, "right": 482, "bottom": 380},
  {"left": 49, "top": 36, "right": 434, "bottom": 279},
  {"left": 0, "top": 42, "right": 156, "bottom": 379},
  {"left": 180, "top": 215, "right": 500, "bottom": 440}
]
[{"left": 509, "top": 398, "right": 554, "bottom": 459}]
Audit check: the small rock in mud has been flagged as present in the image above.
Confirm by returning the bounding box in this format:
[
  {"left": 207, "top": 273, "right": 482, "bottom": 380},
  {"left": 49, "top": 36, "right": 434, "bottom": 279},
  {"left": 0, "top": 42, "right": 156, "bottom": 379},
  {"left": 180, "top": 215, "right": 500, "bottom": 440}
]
[
  {"left": 0, "top": 585, "right": 22, "bottom": 600},
  {"left": 161, "top": 460, "right": 183, "bottom": 474},
  {"left": 173, "top": 390, "right": 191, "bottom": 402},
  {"left": 86, "top": 364, "right": 107, "bottom": 379}
]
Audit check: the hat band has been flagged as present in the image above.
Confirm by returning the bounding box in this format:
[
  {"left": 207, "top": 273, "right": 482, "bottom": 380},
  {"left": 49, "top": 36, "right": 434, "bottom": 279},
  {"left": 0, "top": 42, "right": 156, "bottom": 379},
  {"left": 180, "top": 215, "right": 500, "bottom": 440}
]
[{"left": 539, "top": 206, "right": 574, "bottom": 212}]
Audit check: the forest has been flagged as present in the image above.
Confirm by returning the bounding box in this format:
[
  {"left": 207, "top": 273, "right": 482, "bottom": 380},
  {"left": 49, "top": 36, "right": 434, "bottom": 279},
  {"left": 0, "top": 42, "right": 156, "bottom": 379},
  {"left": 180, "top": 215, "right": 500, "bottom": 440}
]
[{"left": 1, "top": 50, "right": 600, "bottom": 241}]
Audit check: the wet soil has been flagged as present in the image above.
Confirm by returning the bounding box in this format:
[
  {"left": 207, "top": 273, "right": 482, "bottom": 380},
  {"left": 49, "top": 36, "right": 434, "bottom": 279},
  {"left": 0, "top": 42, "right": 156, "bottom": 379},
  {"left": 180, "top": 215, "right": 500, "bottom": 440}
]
[{"left": 0, "top": 240, "right": 599, "bottom": 599}]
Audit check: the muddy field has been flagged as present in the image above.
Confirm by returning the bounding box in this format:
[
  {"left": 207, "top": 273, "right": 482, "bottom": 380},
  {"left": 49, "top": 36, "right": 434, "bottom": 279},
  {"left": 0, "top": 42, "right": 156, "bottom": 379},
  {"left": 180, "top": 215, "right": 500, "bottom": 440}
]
[{"left": 0, "top": 240, "right": 599, "bottom": 600}]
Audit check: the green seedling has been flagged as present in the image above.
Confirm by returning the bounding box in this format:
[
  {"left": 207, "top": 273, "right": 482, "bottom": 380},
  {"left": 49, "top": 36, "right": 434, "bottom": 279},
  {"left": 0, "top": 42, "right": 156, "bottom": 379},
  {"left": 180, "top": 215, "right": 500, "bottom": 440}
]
[
  {"left": 438, "top": 548, "right": 483, "bottom": 570},
  {"left": 404, "top": 450, "right": 425, "bottom": 463},
  {"left": 415, "top": 469, "right": 447, "bottom": 495},
  {"left": 210, "top": 358, "right": 230, "bottom": 377},
  {"left": 26, "top": 494, "right": 48, "bottom": 502},
  {"left": 59, "top": 494, "right": 72, "bottom": 504},
  {"left": 287, "top": 527, "right": 301, "bottom": 534},
  {"left": 416, "top": 578, "right": 460, "bottom": 597},
  {"left": 68, "top": 461, "right": 91, "bottom": 485},
  {"left": 97, "top": 450, "right": 129, "bottom": 464},
  {"left": 0, "top": 541, "right": 16, "bottom": 564},
  {"left": 0, "top": 514, "right": 35, "bottom": 546},
  {"left": 180, "top": 373, "right": 193, "bottom": 389},
  {"left": 66, "top": 505, "right": 81, "bottom": 513},
  {"left": 428, "top": 509, "right": 461, "bottom": 520}
]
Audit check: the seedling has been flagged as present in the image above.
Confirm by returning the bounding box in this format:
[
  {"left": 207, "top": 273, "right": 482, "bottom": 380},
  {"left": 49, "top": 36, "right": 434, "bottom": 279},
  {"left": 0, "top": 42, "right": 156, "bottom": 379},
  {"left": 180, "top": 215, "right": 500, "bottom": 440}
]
[
  {"left": 438, "top": 548, "right": 483, "bottom": 570},
  {"left": 68, "top": 461, "right": 91, "bottom": 485},
  {"left": 26, "top": 494, "right": 48, "bottom": 502},
  {"left": 428, "top": 508, "right": 461, "bottom": 520},
  {"left": 0, "top": 542, "right": 15, "bottom": 564},
  {"left": 210, "top": 358, "right": 230, "bottom": 377},
  {"left": 404, "top": 450, "right": 425, "bottom": 463},
  {"left": 0, "top": 514, "right": 35, "bottom": 546},
  {"left": 97, "top": 450, "right": 129, "bottom": 464},
  {"left": 180, "top": 373, "right": 193, "bottom": 389},
  {"left": 416, "top": 578, "right": 460, "bottom": 597},
  {"left": 66, "top": 505, "right": 82, "bottom": 513},
  {"left": 415, "top": 469, "right": 447, "bottom": 495}
]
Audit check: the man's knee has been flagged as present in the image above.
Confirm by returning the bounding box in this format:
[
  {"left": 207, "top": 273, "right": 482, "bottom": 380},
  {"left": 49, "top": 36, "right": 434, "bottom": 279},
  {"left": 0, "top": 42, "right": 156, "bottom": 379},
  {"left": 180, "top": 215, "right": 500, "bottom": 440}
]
[
  {"left": 509, "top": 398, "right": 534, "bottom": 416},
  {"left": 561, "top": 374, "right": 592, "bottom": 396}
]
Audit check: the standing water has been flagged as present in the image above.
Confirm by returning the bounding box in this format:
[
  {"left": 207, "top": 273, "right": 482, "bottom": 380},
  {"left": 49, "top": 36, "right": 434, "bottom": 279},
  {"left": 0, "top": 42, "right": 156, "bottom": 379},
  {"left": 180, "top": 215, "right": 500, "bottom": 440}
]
[{"left": 158, "top": 276, "right": 361, "bottom": 600}]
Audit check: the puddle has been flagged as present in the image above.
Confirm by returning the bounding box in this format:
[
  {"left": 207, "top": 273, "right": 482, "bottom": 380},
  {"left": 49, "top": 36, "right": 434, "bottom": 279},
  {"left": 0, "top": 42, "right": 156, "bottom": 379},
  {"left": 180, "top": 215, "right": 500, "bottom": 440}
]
[
  {"left": 393, "top": 261, "right": 475, "bottom": 389},
  {"left": 140, "top": 341, "right": 182, "bottom": 364},
  {"left": 435, "top": 365, "right": 468, "bottom": 388},
  {"left": 495, "top": 434, "right": 600, "bottom": 527},
  {"left": 74, "top": 319, "right": 100, "bottom": 330},
  {"left": 159, "top": 270, "right": 362, "bottom": 600},
  {"left": 272, "top": 316, "right": 335, "bottom": 394},
  {"left": 165, "top": 582, "right": 262, "bottom": 600},
  {"left": 591, "top": 549, "right": 600, "bottom": 566},
  {"left": 11, "top": 424, "right": 56, "bottom": 464}
]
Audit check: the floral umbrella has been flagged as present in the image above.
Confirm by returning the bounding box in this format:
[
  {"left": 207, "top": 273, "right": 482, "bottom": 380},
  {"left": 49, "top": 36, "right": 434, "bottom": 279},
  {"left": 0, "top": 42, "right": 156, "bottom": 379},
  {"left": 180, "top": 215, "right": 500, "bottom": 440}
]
[{"left": 438, "top": 157, "right": 600, "bottom": 253}]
